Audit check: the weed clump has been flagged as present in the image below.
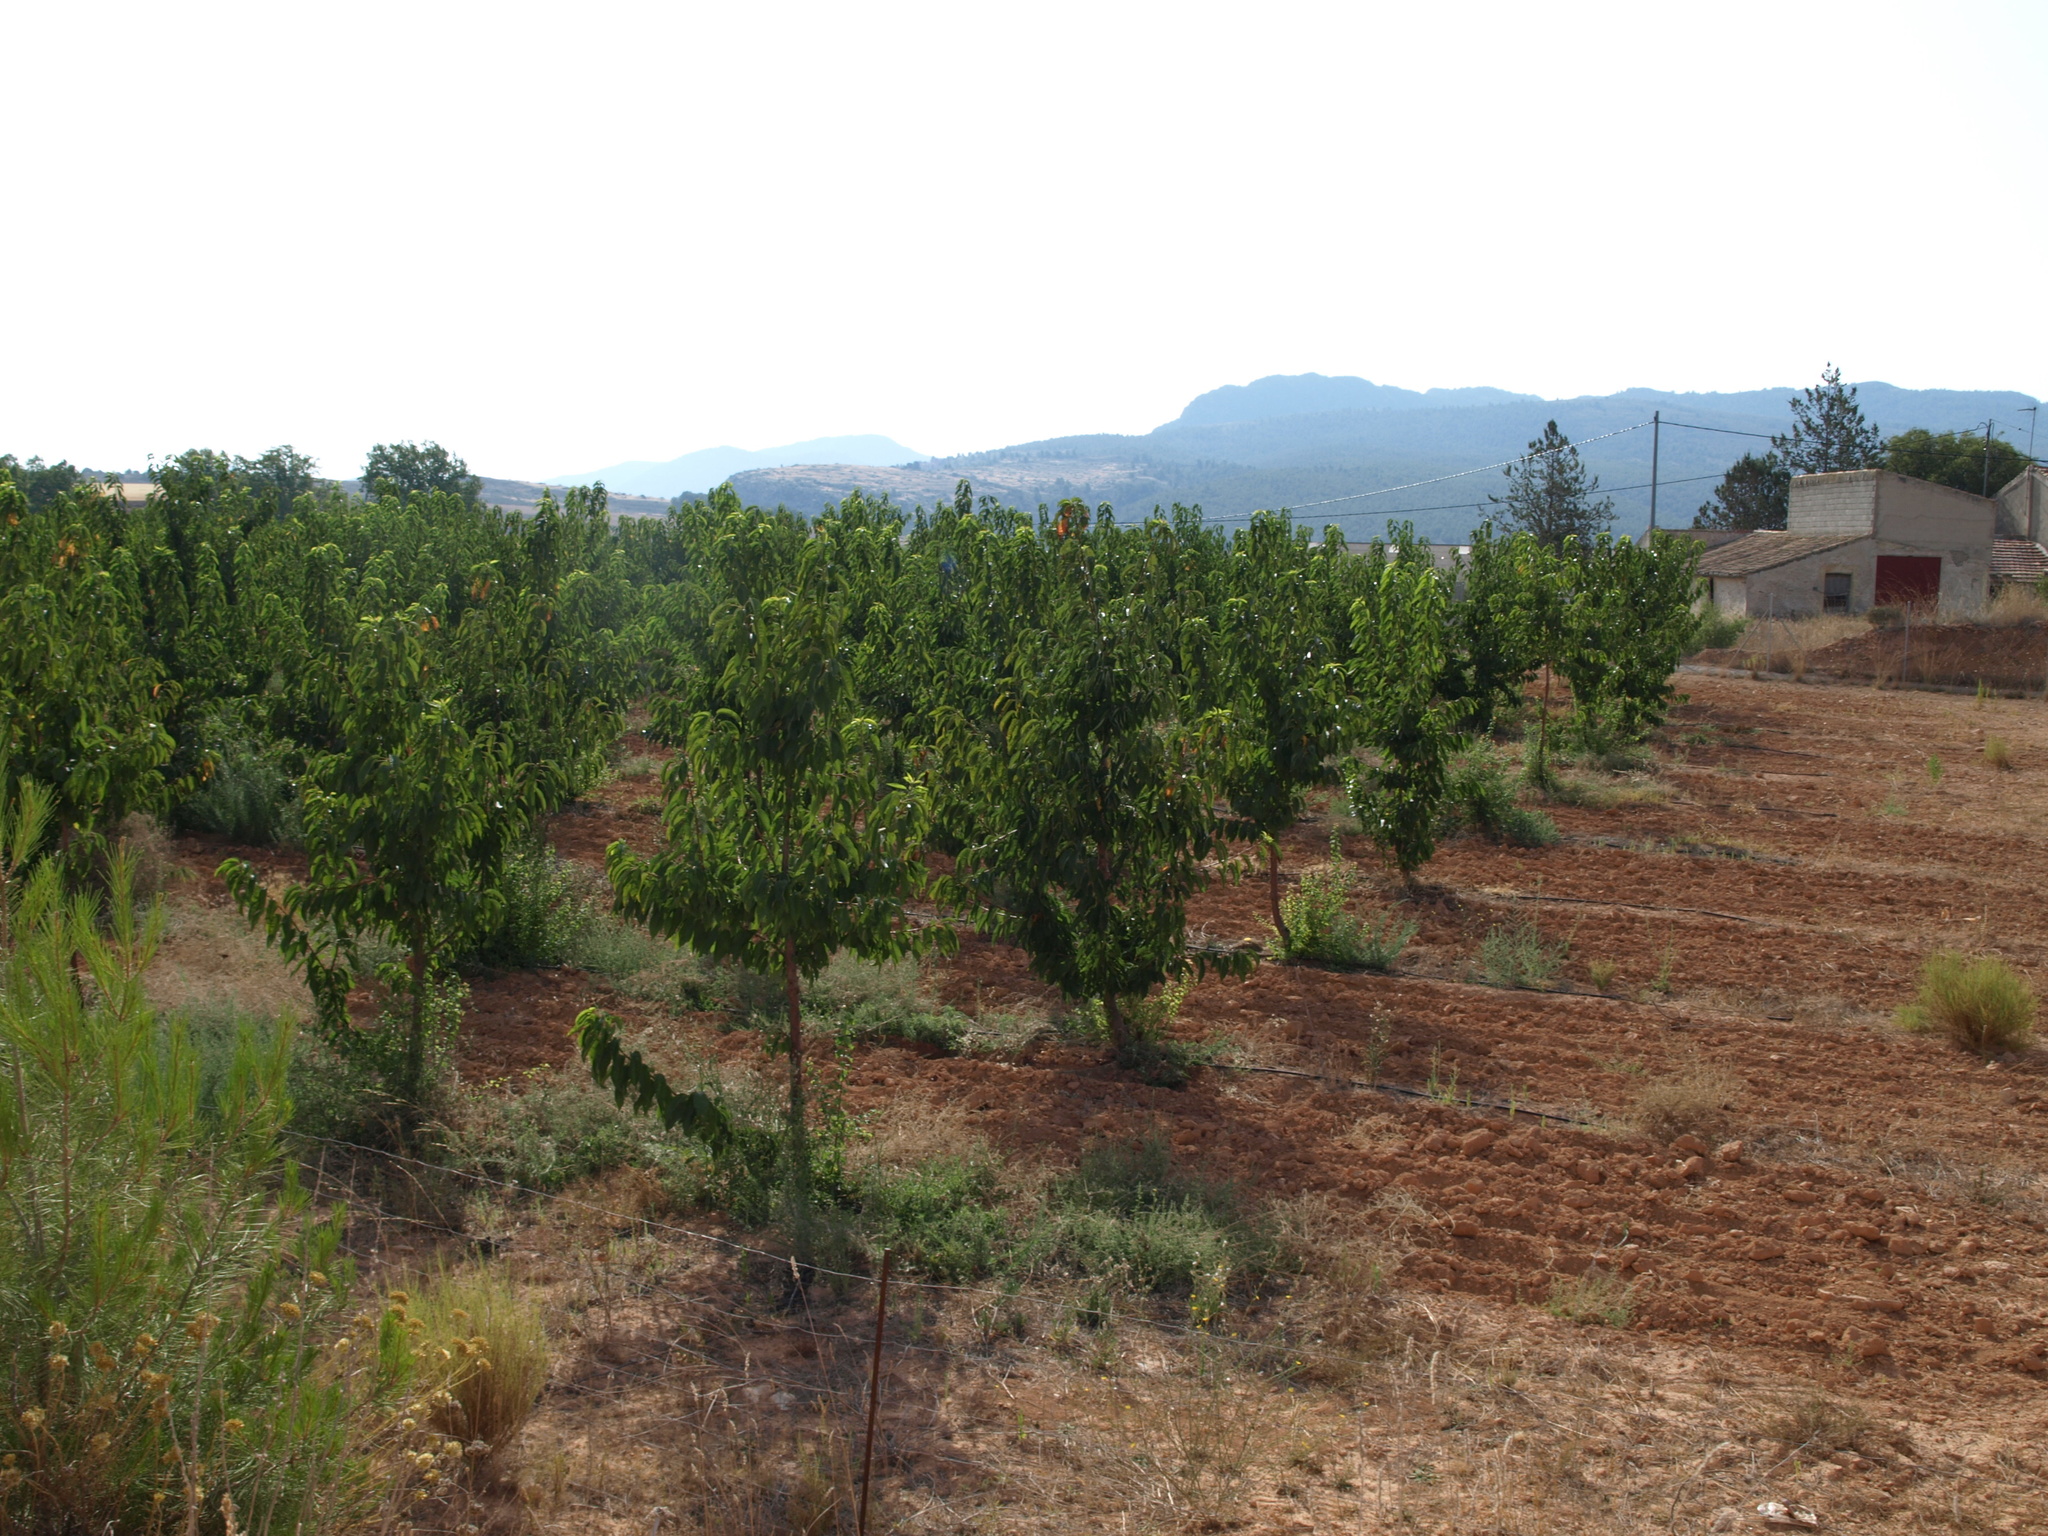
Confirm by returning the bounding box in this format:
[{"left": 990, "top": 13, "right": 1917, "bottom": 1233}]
[
  {"left": 1984, "top": 736, "right": 2014, "bottom": 771},
  {"left": 1439, "top": 747, "right": 1558, "bottom": 847},
  {"left": 1764, "top": 1395, "right": 1873, "bottom": 1455},
  {"left": 1275, "top": 833, "right": 1416, "bottom": 970},
  {"left": 1545, "top": 1269, "right": 1634, "bottom": 1327},
  {"left": 413, "top": 1266, "right": 549, "bottom": 1458},
  {"left": 1629, "top": 1062, "right": 1742, "bottom": 1140},
  {"left": 1897, "top": 952, "right": 2036, "bottom": 1053},
  {"left": 1477, "top": 917, "right": 1567, "bottom": 989}
]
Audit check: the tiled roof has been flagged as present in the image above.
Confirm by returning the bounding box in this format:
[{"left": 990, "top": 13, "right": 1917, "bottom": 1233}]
[
  {"left": 1991, "top": 538, "right": 2048, "bottom": 583},
  {"left": 1695, "top": 532, "right": 1864, "bottom": 578}
]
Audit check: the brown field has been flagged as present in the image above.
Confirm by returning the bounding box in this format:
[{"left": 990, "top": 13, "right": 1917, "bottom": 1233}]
[{"left": 149, "top": 672, "right": 2048, "bottom": 1534}]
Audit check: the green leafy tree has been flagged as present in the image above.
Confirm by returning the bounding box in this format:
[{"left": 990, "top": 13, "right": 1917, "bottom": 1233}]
[
  {"left": 361, "top": 440, "right": 482, "bottom": 505},
  {"left": 223, "top": 607, "right": 524, "bottom": 1111},
  {"left": 1346, "top": 538, "right": 1464, "bottom": 876},
  {"left": 1554, "top": 533, "right": 1702, "bottom": 756},
  {"left": 1773, "top": 364, "right": 1884, "bottom": 474},
  {"left": 1489, "top": 421, "right": 1613, "bottom": 548},
  {"left": 0, "top": 455, "right": 88, "bottom": 513},
  {"left": 1882, "top": 428, "right": 2032, "bottom": 498},
  {"left": 233, "top": 443, "right": 320, "bottom": 522},
  {"left": 1694, "top": 451, "right": 1790, "bottom": 530},
  {"left": 1216, "top": 511, "right": 1353, "bottom": 942},
  {"left": 602, "top": 513, "right": 936, "bottom": 1244},
  {"left": 0, "top": 473, "right": 176, "bottom": 856},
  {"left": 946, "top": 501, "right": 1244, "bottom": 1063}
]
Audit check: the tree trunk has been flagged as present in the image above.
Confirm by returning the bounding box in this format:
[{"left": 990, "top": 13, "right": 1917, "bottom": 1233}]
[
  {"left": 783, "top": 938, "right": 812, "bottom": 1260},
  {"left": 1267, "top": 836, "right": 1291, "bottom": 950},
  {"left": 1103, "top": 993, "right": 1133, "bottom": 1061},
  {"left": 405, "top": 941, "right": 427, "bottom": 1112}
]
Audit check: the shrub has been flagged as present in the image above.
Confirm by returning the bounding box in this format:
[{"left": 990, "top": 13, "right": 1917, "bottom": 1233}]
[
  {"left": 854, "top": 1152, "right": 1011, "bottom": 1282},
  {"left": 413, "top": 1266, "right": 548, "bottom": 1458},
  {"left": 0, "top": 853, "right": 450, "bottom": 1532},
  {"left": 1477, "top": 917, "right": 1567, "bottom": 989},
  {"left": 1440, "top": 747, "right": 1558, "bottom": 847},
  {"left": 1897, "top": 952, "right": 2036, "bottom": 1053},
  {"left": 175, "top": 705, "right": 295, "bottom": 845},
  {"left": 1984, "top": 736, "right": 2014, "bottom": 771},
  {"left": 1023, "top": 1139, "right": 1276, "bottom": 1300},
  {"left": 469, "top": 843, "right": 601, "bottom": 969},
  {"left": 1276, "top": 833, "right": 1418, "bottom": 970},
  {"left": 1629, "top": 1062, "right": 1742, "bottom": 1140},
  {"left": 805, "top": 952, "right": 972, "bottom": 1051},
  {"left": 1686, "top": 607, "right": 1747, "bottom": 653},
  {"left": 444, "top": 1063, "right": 684, "bottom": 1193}
]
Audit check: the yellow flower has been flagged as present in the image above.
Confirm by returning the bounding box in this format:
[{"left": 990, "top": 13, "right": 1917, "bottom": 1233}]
[
  {"left": 387, "top": 1291, "right": 410, "bottom": 1306},
  {"left": 185, "top": 1313, "right": 220, "bottom": 1343},
  {"left": 45, "top": 1321, "right": 67, "bottom": 1340},
  {"left": 88, "top": 1433, "right": 111, "bottom": 1453},
  {"left": 18, "top": 1409, "right": 44, "bottom": 1430},
  {"left": 131, "top": 1333, "right": 158, "bottom": 1359},
  {"left": 46, "top": 1354, "right": 68, "bottom": 1372},
  {"left": 332, "top": 1337, "right": 353, "bottom": 1354},
  {"left": 401, "top": 1418, "right": 416, "bottom": 1431},
  {"left": 224, "top": 1418, "right": 245, "bottom": 1433},
  {"left": 474, "top": 1358, "right": 492, "bottom": 1374},
  {"left": 277, "top": 1302, "right": 302, "bottom": 1322},
  {"left": 307, "top": 1272, "right": 329, "bottom": 1289},
  {"left": 449, "top": 1309, "right": 470, "bottom": 1324}
]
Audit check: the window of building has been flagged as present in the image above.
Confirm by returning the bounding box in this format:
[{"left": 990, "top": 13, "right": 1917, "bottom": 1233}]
[{"left": 1823, "top": 571, "right": 1852, "bottom": 613}]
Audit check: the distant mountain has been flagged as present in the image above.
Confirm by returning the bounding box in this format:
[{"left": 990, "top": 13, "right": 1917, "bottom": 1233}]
[
  {"left": 553, "top": 435, "right": 925, "bottom": 499},
  {"left": 1169, "top": 373, "right": 1539, "bottom": 428},
  {"left": 723, "top": 376, "right": 2040, "bottom": 543}
]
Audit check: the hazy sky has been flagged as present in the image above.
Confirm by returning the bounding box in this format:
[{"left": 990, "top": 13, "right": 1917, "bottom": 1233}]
[{"left": 9, "top": 0, "right": 2044, "bottom": 480}]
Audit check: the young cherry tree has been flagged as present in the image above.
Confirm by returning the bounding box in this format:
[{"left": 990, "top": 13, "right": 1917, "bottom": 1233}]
[
  {"left": 223, "top": 606, "right": 525, "bottom": 1113},
  {"left": 1216, "top": 511, "right": 1354, "bottom": 945},
  {"left": 600, "top": 516, "right": 936, "bottom": 1241},
  {"left": 947, "top": 501, "right": 1245, "bottom": 1065}
]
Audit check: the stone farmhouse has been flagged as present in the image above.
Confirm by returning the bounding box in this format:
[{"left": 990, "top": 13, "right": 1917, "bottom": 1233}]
[{"left": 1691, "top": 466, "right": 2048, "bottom": 619}]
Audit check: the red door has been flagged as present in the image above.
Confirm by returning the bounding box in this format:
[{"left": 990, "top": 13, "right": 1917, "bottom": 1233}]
[{"left": 1875, "top": 556, "right": 1941, "bottom": 609}]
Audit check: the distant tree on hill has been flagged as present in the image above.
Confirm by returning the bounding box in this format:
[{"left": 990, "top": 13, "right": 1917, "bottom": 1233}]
[
  {"left": 1488, "top": 420, "right": 1612, "bottom": 549},
  {"left": 1773, "top": 365, "right": 1884, "bottom": 474},
  {"left": 1882, "top": 428, "right": 2032, "bottom": 498},
  {"left": 0, "top": 454, "right": 85, "bottom": 513},
  {"left": 1694, "top": 451, "right": 1790, "bottom": 530},
  {"left": 363, "top": 440, "right": 482, "bottom": 504},
  {"left": 233, "top": 444, "right": 320, "bottom": 521}
]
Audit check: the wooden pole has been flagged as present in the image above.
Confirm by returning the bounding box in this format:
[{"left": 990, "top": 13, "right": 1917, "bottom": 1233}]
[{"left": 857, "top": 1249, "right": 894, "bottom": 1536}]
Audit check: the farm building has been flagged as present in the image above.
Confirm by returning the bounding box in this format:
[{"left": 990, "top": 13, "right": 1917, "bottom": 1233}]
[{"left": 1691, "top": 468, "right": 2039, "bottom": 618}]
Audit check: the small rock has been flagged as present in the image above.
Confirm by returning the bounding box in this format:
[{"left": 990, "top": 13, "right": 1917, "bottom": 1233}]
[
  {"left": 1641, "top": 1169, "right": 1679, "bottom": 1190},
  {"left": 1449, "top": 1216, "right": 1480, "bottom": 1238},
  {"left": 1715, "top": 1140, "right": 1745, "bottom": 1163},
  {"left": 2013, "top": 1350, "right": 2046, "bottom": 1374},
  {"left": 1681, "top": 1155, "right": 1709, "bottom": 1178},
  {"left": 1748, "top": 1240, "right": 1789, "bottom": 1261},
  {"left": 1782, "top": 1189, "right": 1819, "bottom": 1205},
  {"left": 1955, "top": 1236, "right": 1982, "bottom": 1256},
  {"left": 1970, "top": 1317, "right": 1998, "bottom": 1338},
  {"left": 1671, "top": 1133, "right": 1708, "bottom": 1156},
  {"left": 1843, "top": 1222, "right": 1882, "bottom": 1242},
  {"left": 1843, "top": 1327, "right": 1890, "bottom": 1358},
  {"left": 1887, "top": 1235, "right": 1928, "bottom": 1257},
  {"left": 1756, "top": 1500, "right": 1820, "bottom": 1528},
  {"left": 1459, "top": 1129, "right": 1498, "bottom": 1157}
]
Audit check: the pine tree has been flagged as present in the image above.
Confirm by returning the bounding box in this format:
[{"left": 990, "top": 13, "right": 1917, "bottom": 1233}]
[
  {"left": 1488, "top": 421, "right": 1613, "bottom": 549},
  {"left": 1694, "top": 452, "right": 1790, "bottom": 530},
  {"left": 1773, "top": 365, "right": 1884, "bottom": 474}
]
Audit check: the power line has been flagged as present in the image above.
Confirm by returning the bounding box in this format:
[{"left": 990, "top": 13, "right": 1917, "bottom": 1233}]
[{"left": 1284, "top": 419, "right": 1654, "bottom": 510}]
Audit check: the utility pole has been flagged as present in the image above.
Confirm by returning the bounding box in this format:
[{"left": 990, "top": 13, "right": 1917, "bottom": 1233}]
[
  {"left": 1983, "top": 417, "right": 1996, "bottom": 498},
  {"left": 2021, "top": 404, "right": 2039, "bottom": 464},
  {"left": 1649, "top": 410, "right": 1661, "bottom": 531}
]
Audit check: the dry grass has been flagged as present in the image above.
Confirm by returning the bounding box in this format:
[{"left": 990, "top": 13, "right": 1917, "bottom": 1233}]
[
  {"left": 414, "top": 1264, "right": 550, "bottom": 1458},
  {"left": 144, "top": 892, "right": 310, "bottom": 1020},
  {"left": 1984, "top": 735, "right": 2014, "bottom": 770},
  {"left": 1896, "top": 952, "right": 2037, "bottom": 1053},
  {"left": 1628, "top": 1061, "right": 1743, "bottom": 1140},
  {"left": 1967, "top": 586, "right": 2048, "bottom": 627},
  {"left": 1738, "top": 613, "right": 1867, "bottom": 674},
  {"left": 1761, "top": 1394, "right": 1874, "bottom": 1456}
]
